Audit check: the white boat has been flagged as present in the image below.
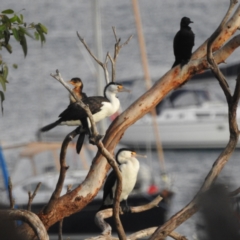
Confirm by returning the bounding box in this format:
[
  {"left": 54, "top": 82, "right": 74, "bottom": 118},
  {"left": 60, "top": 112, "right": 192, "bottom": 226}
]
[{"left": 120, "top": 87, "right": 238, "bottom": 149}]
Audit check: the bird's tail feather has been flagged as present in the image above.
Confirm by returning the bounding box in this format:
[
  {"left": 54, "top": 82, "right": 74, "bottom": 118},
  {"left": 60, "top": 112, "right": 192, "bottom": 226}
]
[
  {"left": 40, "top": 119, "right": 62, "bottom": 132},
  {"left": 76, "top": 132, "right": 85, "bottom": 154}
]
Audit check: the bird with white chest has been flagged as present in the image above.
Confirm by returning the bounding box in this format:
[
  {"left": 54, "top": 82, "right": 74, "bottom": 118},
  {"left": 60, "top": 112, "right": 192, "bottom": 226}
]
[
  {"left": 99, "top": 148, "right": 142, "bottom": 213},
  {"left": 40, "top": 82, "right": 130, "bottom": 153}
]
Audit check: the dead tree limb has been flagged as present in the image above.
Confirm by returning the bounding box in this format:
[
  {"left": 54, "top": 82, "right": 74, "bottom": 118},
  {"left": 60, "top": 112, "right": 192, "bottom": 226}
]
[
  {"left": 77, "top": 31, "right": 110, "bottom": 84},
  {"left": 36, "top": 23, "right": 240, "bottom": 234},
  {"left": 58, "top": 185, "right": 72, "bottom": 240},
  {"left": 43, "top": 129, "right": 77, "bottom": 214},
  {"left": 108, "top": 27, "right": 133, "bottom": 82},
  {"left": 94, "top": 195, "right": 162, "bottom": 238},
  {"left": 192, "top": 2, "right": 240, "bottom": 60},
  {"left": 150, "top": 2, "right": 240, "bottom": 239},
  {"left": 8, "top": 177, "right": 14, "bottom": 209},
  {"left": 0, "top": 209, "right": 49, "bottom": 240},
  {"left": 27, "top": 182, "right": 41, "bottom": 211}
]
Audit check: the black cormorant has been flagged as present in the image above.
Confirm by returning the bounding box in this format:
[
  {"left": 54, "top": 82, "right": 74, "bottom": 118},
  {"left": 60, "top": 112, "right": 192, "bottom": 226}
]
[{"left": 172, "top": 16, "right": 195, "bottom": 68}]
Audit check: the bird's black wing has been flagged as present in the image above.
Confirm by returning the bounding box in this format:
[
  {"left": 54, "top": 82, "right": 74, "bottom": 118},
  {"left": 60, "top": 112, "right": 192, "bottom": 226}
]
[
  {"left": 83, "top": 96, "right": 110, "bottom": 114},
  {"left": 174, "top": 29, "right": 194, "bottom": 60},
  {"left": 59, "top": 96, "right": 110, "bottom": 121},
  {"left": 102, "top": 170, "right": 116, "bottom": 202},
  {"left": 58, "top": 103, "right": 88, "bottom": 120}
]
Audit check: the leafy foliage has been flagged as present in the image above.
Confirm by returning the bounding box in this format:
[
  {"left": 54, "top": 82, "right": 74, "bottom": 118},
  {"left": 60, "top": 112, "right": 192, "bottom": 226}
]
[{"left": 0, "top": 9, "right": 48, "bottom": 112}]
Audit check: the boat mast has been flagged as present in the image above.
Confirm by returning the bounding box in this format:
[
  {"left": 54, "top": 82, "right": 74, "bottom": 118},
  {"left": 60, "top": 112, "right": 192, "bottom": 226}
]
[
  {"left": 131, "top": 0, "right": 167, "bottom": 180},
  {"left": 91, "top": 0, "right": 107, "bottom": 134}
]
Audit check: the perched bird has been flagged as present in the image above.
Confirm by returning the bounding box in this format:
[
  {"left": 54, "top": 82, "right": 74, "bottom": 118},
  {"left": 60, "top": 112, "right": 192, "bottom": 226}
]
[
  {"left": 40, "top": 82, "right": 130, "bottom": 152},
  {"left": 68, "top": 77, "right": 88, "bottom": 152},
  {"left": 67, "top": 77, "right": 87, "bottom": 103},
  {"left": 172, "top": 16, "right": 195, "bottom": 68},
  {"left": 99, "top": 148, "right": 140, "bottom": 213}
]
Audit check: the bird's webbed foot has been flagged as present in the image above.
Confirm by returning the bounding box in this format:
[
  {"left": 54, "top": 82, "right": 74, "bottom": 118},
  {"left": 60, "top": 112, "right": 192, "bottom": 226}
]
[{"left": 120, "top": 200, "right": 131, "bottom": 214}]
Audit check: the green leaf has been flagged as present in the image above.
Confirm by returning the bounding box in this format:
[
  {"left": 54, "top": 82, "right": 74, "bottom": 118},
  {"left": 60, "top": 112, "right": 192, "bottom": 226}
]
[
  {"left": 3, "top": 43, "right": 12, "bottom": 54},
  {"left": 0, "top": 25, "right": 6, "bottom": 31},
  {"left": 1, "top": 9, "right": 14, "bottom": 14},
  {"left": 0, "top": 75, "right": 6, "bottom": 91},
  {"left": 12, "top": 28, "right": 20, "bottom": 41},
  {"left": 19, "top": 26, "right": 34, "bottom": 39},
  {"left": 12, "top": 64, "right": 18, "bottom": 69},
  {"left": 2, "top": 15, "right": 11, "bottom": 27},
  {"left": 34, "top": 31, "right": 39, "bottom": 40},
  {"left": 0, "top": 90, "right": 4, "bottom": 114},
  {"left": 20, "top": 14, "right": 24, "bottom": 22},
  {"left": 39, "top": 23, "right": 48, "bottom": 34},
  {"left": 10, "top": 14, "right": 18, "bottom": 23},
  {"left": 3, "top": 65, "right": 8, "bottom": 79},
  {"left": 19, "top": 33, "right": 27, "bottom": 57}
]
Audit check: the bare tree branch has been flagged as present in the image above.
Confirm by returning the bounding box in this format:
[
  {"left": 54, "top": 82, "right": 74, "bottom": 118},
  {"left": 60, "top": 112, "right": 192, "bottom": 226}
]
[
  {"left": 76, "top": 31, "right": 110, "bottom": 84},
  {"left": 36, "top": 28, "right": 240, "bottom": 233},
  {"left": 7, "top": 177, "right": 14, "bottom": 209},
  {"left": 94, "top": 195, "right": 162, "bottom": 238},
  {"left": 27, "top": 182, "right": 41, "bottom": 211},
  {"left": 109, "top": 27, "right": 133, "bottom": 82},
  {"left": 192, "top": 3, "right": 240, "bottom": 60},
  {"left": 0, "top": 209, "right": 49, "bottom": 240},
  {"left": 58, "top": 185, "right": 72, "bottom": 240},
  {"left": 229, "top": 186, "right": 240, "bottom": 197},
  {"left": 43, "top": 129, "right": 77, "bottom": 214},
  {"left": 206, "top": 0, "right": 237, "bottom": 99}
]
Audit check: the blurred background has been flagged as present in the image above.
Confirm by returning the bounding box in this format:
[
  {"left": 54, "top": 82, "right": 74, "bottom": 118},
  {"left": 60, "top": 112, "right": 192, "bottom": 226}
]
[{"left": 1, "top": 1, "right": 240, "bottom": 239}]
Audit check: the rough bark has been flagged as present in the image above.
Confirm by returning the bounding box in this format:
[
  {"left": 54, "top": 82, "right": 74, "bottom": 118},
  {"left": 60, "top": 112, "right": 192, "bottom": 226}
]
[{"left": 37, "top": 32, "right": 240, "bottom": 233}]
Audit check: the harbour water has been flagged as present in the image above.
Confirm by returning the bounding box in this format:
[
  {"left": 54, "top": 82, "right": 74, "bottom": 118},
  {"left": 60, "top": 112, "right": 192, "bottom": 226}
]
[{"left": 1, "top": 1, "right": 240, "bottom": 239}]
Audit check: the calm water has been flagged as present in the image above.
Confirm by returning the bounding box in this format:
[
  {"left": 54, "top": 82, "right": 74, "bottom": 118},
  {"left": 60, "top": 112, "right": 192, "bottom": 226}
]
[{"left": 1, "top": 1, "right": 240, "bottom": 239}]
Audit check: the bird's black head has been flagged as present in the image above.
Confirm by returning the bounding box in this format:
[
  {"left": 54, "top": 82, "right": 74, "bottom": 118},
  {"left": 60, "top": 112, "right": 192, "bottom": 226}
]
[
  {"left": 116, "top": 148, "right": 135, "bottom": 165},
  {"left": 104, "top": 82, "right": 130, "bottom": 98},
  {"left": 180, "top": 17, "right": 193, "bottom": 27}
]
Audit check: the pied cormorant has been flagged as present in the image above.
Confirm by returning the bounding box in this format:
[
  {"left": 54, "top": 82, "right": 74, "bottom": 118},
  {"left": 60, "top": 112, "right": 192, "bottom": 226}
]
[
  {"left": 40, "top": 82, "right": 130, "bottom": 152},
  {"left": 99, "top": 148, "right": 140, "bottom": 213}
]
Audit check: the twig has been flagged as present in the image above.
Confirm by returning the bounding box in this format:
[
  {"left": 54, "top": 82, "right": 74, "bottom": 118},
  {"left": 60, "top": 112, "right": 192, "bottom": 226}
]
[
  {"left": 128, "top": 227, "right": 187, "bottom": 240},
  {"left": 229, "top": 186, "right": 240, "bottom": 197},
  {"left": 109, "top": 27, "right": 133, "bottom": 82},
  {"left": 94, "top": 195, "right": 162, "bottom": 238},
  {"left": 0, "top": 209, "right": 49, "bottom": 240},
  {"left": 43, "top": 129, "right": 77, "bottom": 214},
  {"left": 58, "top": 185, "right": 72, "bottom": 240},
  {"left": 27, "top": 182, "right": 41, "bottom": 211},
  {"left": 76, "top": 31, "right": 110, "bottom": 84},
  {"left": 8, "top": 177, "right": 14, "bottom": 209},
  {"left": 206, "top": 0, "right": 237, "bottom": 100}
]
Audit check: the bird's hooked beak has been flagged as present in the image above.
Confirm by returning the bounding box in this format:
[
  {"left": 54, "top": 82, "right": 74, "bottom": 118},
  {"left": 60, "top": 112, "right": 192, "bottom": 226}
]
[
  {"left": 132, "top": 152, "right": 147, "bottom": 158},
  {"left": 117, "top": 85, "right": 131, "bottom": 93},
  {"left": 67, "top": 80, "right": 74, "bottom": 86},
  {"left": 189, "top": 20, "right": 193, "bottom": 24}
]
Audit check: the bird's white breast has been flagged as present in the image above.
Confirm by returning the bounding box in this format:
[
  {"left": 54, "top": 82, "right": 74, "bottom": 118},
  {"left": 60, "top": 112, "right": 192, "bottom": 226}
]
[{"left": 112, "top": 159, "right": 140, "bottom": 201}]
